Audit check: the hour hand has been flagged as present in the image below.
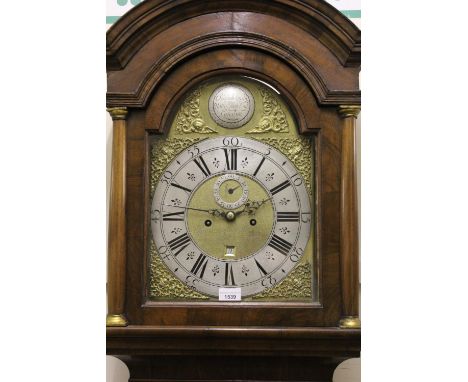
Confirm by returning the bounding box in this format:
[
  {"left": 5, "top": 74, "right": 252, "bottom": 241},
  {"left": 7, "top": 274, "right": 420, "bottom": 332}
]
[{"left": 162, "top": 204, "right": 226, "bottom": 218}]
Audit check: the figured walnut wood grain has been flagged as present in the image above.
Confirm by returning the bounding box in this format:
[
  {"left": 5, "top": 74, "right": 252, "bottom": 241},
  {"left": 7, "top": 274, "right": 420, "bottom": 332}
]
[
  {"left": 106, "top": 0, "right": 360, "bottom": 70},
  {"left": 106, "top": 1, "right": 361, "bottom": 107}
]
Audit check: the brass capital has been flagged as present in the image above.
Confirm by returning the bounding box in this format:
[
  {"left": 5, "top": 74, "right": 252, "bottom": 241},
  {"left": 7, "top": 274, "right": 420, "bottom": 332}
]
[
  {"left": 339, "top": 316, "right": 361, "bottom": 329},
  {"left": 338, "top": 105, "right": 361, "bottom": 119},
  {"left": 106, "top": 314, "right": 128, "bottom": 327},
  {"left": 107, "top": 107, "right": 128, "bottom": 120}
]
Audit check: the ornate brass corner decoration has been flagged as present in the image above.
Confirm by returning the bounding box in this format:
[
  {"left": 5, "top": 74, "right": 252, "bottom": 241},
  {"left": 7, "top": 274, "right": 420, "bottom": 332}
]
[
  {"left": 176, "top": 87, "right": 217, "bottom": 134},
  {"left": 252, "top": 262, "right": 312, "bottom": 299},
  {"left": 106, "top": 314, "right": 128, "bottom": 327},
  {"left": 247, "top": 88, "right": 289, "bottom": 134},
  {"left": 256, "top": 137, "right": 313, "bottom": 194},
  {"left": 151, "top": 137, "right": 202, "bottom": 197},
  {"left": 149, "top": 240, "right": 209, "bottom": 300},
  {"left": 338, "top": 105, "right": 361, "bottom": 119},
  {"left": 107, "top": 107, "right": 128, "bottom": 120},
  {"left": 339, "top": 316, "right": 361, "bottom": 329}
]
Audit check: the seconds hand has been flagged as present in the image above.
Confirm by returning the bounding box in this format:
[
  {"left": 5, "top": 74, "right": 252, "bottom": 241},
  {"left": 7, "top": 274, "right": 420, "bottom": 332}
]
[{"left": 227, "top": 185, "right": 241, "bottom": 194}]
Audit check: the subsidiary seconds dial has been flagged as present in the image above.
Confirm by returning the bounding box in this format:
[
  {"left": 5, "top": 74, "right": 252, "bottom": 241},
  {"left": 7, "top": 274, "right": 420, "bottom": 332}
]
[
  {"left": 213, "top": 174, "right": 249, "bottom": 210},
  {"left": 151, "top": 137, "right": 311, "bottom": 298}
]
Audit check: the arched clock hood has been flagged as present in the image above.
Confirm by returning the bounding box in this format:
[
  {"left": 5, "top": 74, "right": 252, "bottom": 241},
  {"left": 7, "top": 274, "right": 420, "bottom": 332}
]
[{"left": 106, "top": 0, "right": 360, "bottom": 108}]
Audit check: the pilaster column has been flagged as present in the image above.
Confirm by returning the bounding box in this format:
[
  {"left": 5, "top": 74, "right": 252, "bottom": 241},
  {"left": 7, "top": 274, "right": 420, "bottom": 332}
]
[
  {"left": 106, "top": 107, "right": 128, "bottom": 327},
  {"left": 338, "top": 105, "right": 361, "bottom": 329}
]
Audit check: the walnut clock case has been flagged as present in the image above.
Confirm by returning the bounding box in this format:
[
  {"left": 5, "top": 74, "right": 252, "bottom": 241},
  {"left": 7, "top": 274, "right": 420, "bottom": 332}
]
[{"left": 106, "top": 1, "right": 361, "bottom": 381}]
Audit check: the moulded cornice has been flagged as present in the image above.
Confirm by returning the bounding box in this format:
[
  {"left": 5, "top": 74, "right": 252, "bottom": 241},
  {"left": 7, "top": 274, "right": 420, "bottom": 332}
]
[
  {"left": 106, "top": 0, "right": 361, "bottom": 71},
  {"left": 106, "top": 31, "right": 361, "bottom": 108}
]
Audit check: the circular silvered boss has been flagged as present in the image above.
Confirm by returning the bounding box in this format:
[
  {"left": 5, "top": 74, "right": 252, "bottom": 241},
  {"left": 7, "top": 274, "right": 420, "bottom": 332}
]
[{"left": 208, "top": 83, "right": 255, "bottom": 128}]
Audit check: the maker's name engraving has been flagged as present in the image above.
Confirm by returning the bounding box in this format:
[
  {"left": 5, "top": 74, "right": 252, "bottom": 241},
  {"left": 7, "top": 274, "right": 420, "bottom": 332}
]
[{"left": 209, "top": 84, "right": 255, "bottom": 128}]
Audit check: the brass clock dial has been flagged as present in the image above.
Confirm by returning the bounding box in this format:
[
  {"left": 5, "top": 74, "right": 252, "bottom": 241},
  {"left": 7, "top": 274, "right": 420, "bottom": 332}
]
[{"left": 151, "top": 136, "right": 311, "bottom": 298}]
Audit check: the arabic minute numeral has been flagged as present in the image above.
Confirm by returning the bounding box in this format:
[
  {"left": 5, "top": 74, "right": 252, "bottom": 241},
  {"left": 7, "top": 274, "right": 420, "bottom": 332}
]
[
  {"left": 160, "top": 170, "right": 173, "bottom": 185},
  {"left": 151, "top": 209, "right": 161, "bottom": 222},
  {"left": 222, "top": 137, "right": 241, "bottom": 147},
  {"left": 261, "top": 275, "right": 277, "bottom": 287},
  {"left": 187, "top": 145, "right": 200, "bottom": 158},
  {"left": 185, "top": 275, "right": 199, "bottom": 290},
  {"left": 301, "top": 212, "right": 312, "bottom": 223},
  {"left": 290, "top": 247, "right": 304, "bottom": 263},
  {"left": 290, "top": 173, "right": 303, "bottom": 186}
]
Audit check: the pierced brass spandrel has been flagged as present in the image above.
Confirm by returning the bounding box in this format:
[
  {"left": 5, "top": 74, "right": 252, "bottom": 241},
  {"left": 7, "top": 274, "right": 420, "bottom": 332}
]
[
  {"left": 247, "top": 88, "right": 289, "bottom": 134},
  {"left": 255, "top": 136, "right": 313, "bottom": 194},
  {"left": 150, "top": 137, "right": 202, "bottom": 197},
  {"left": 149, "top": 240, "right": 209, "bottom": 300},
  {"left": 252, "top": 262, "right": 312, "bottom": 300},
  {"left": 175, "top": 86, "right": 217, "bottom": 134}
]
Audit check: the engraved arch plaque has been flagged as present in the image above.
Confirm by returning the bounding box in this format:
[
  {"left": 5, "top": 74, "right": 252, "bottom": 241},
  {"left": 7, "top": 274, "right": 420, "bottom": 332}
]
[{"left": 208, "top": 83, "right": 255, "bottom": 128}]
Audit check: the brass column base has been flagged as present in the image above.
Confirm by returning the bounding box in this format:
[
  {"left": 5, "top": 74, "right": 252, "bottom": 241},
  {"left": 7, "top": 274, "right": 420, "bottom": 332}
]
[
  {"left": 106, "top": 314, "right": 128, "bottom": 327},
  {"left": 339, "top": 316, "right": 361, "bottom": 329}
]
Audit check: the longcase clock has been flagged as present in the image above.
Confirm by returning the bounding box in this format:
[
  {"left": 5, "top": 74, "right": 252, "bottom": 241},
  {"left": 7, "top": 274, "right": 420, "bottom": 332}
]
[{"left": 106, "top": 1, "right": 361, "bottom": 381}]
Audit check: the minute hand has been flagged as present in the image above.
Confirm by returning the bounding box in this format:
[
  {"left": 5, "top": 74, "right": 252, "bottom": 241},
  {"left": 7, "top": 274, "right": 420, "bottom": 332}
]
[{"left": 161, "top": 204, "right": 226, "bottom": 217}]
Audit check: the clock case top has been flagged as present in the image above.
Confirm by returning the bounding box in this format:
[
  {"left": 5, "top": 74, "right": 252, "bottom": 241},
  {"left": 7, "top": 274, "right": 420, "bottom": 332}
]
[{"left": 106, "top": 0, "right": 360, "bottom": 362}]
